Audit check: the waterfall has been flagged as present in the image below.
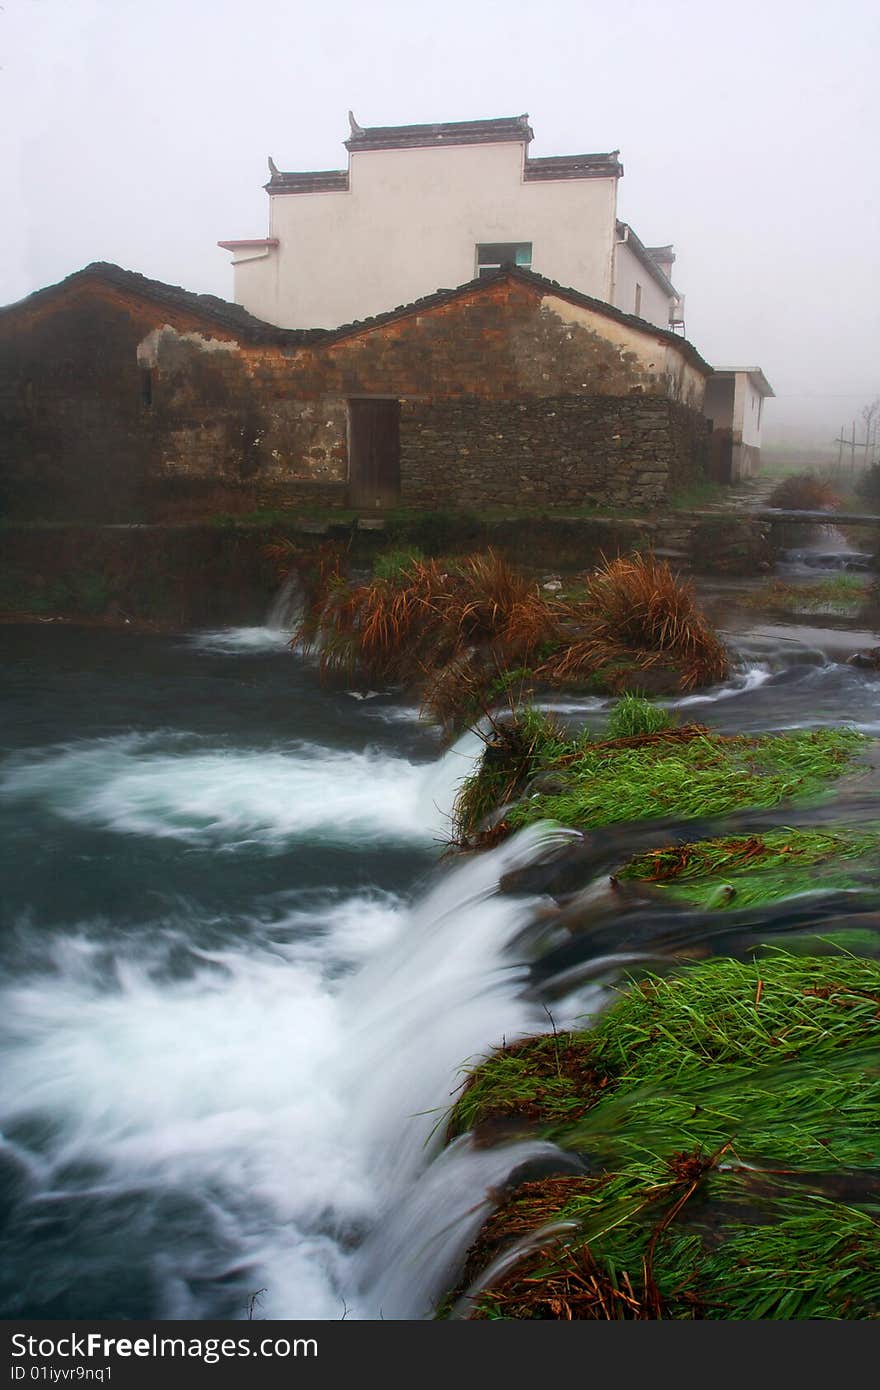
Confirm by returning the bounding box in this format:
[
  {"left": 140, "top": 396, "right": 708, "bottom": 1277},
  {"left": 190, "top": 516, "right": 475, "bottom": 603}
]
[
  {"left": 265, "top": 575, "right": 302, "bottom": 631},
  {"left": 186, "top": 577, "right": 302, "bottom": 653},
  {"left": 0, "top": 688, "right": 581, "bottom": 1318}
]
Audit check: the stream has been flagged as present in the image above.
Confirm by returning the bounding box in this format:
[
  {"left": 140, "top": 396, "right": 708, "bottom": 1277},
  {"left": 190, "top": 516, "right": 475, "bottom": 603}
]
[{"left": 1, "top": 540, "right": 878, "bottom": 1320}]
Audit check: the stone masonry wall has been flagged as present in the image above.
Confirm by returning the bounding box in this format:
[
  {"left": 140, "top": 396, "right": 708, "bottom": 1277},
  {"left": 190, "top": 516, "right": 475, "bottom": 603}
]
[
  {"left": 147, "top": 280, "right": 709, "bottom": 511},
  {"left": 1, "top": 274, "right": 710, "bottom": 521},
  {"left": 399, "top": 397, "right": 708, "bottom": 508}
]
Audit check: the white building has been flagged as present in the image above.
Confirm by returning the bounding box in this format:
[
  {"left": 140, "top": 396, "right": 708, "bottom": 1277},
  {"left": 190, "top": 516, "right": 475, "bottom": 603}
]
[
  {"left": 219, "top": 113, "right": 684, "bottom": 333},
  {"left": 704, "top": 368, "right": 776, "bottom": 481}
]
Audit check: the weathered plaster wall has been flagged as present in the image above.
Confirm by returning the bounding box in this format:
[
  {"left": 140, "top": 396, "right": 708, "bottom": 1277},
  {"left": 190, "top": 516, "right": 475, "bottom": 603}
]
[
  {"left": 738, "top": 375, "right": 765, "bottom": 449},
  {"left": 541, "top": 295, "right": 705, "bottom": 409}
]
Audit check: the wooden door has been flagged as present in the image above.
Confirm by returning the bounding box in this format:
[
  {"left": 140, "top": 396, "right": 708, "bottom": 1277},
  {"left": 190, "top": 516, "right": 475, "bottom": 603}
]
[
  {"left": 708, "top": 427, "right": 733, "bottom": 483},
  {"left": 348, "top": 398, "right": 401, "bottom": 508}
]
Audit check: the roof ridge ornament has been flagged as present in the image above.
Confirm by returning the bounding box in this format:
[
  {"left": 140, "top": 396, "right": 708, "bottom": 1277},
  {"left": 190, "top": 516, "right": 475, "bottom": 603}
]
[
  {"left": 348, "top": 110, "right": 365, "bottom": 138},
  {"left": 268, "top": 156, "right": 279, "bottom": 177}
]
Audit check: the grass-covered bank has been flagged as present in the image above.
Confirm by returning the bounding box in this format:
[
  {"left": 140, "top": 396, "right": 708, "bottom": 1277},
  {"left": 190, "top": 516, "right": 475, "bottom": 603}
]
[
  {"left": 441, "top": 952, "right": 880, "bottom": 1320},
  {"left": 452, "top": 700, "right": 867, "bottom": 844},
  {"left": 738, "top": 574, "right": 875, "bottom": 618},
  {"left": 439, "top": 690, "right": 878, "bottom": 1319}
]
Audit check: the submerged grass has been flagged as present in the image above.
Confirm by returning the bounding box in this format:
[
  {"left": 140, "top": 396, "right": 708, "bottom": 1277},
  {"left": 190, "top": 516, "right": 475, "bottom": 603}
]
[
  {"left": 619, "top": 825, "right": 880, "bottom": 910},
  {"left": 444, "top": 952, "right": 880, "bottom": 1319}
]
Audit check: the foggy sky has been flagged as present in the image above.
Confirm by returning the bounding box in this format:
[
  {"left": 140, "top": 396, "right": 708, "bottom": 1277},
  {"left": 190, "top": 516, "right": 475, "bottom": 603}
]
[{"left": 2, "top": 0, "right": 878, "bottom": 445}]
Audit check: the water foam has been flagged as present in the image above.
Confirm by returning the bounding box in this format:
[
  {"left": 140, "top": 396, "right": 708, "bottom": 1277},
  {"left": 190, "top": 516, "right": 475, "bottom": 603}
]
[
  {"left": 674, "top": 662, "right": 772, "bottom": 708},
  {"left": 0, "top": 821, "right": 578, "bottom": 1319},
  {"left": 186, "top": 578, "right": 303, "bottom": 654},
  {"left": 0, "top": 730, "right": 482, "bottom": 851},
  {"left": 186, "top": 627, "right": 294, "bottom": 654}
]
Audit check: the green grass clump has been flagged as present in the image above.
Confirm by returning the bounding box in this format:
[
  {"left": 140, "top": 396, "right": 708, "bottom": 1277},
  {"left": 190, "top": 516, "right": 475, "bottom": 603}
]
[
  {"left": 371, "top": 547, "right": 425, "bottom": 580},
  {"left": 584, "top": 951, "right": 880, "bottom": 1081},
  {"left": 451, "top": 708, "right": 583, "bottom": 841},
  {"left": 502, "top": 727, "right": 867, "bottom": 833},
  {"left": 444, "top": 952, "right": 880, "bottom": 1320},
  {"left": 619, "top": 826, "right": 880, "bottom": 911},
  {"left": 446, "top": 1033, "right": 604, "bottom": 1143},
  {"left": 605, "top": 693, "right": 674, "bottom": 739}
]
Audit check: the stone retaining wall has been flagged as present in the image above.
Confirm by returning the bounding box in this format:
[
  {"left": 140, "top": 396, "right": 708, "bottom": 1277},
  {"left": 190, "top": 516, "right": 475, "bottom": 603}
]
[{"left": 400, "top": 396, "right": 707, "bottom": 508}]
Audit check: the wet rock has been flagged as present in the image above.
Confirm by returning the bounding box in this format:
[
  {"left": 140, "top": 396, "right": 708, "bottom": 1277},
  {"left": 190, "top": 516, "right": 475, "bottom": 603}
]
[
  {"left": 523, "top": 771, "right": 571, "bottom": 796},
  {"left": 847, "top": 647, "right": 880, "bottom": 669},
  {"left": 499, "top": 834, "right": 591, "bottom": 898}
]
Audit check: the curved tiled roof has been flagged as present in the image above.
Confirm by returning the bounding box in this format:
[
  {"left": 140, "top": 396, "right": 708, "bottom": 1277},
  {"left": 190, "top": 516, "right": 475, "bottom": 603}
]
[
  {"left": 265, "top": 169, "right": 349, "bottom": 195},
  {"left": 2, "top": 263, "right": 710, "bottom": 373},
  {"left": 0, "top": 262, "right": 327, "bottom": 345}
]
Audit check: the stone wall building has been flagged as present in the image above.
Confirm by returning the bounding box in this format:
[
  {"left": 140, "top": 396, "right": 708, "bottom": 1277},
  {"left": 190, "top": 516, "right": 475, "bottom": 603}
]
[
  {"left": 0, "top": 261, "right": 711, "bottom": 522},
  {"left": 0, "top": 262, "right": 300, "bottom": 521}
]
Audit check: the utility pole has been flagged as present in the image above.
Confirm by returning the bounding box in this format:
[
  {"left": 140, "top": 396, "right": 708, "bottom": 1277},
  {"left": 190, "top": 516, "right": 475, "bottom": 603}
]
[
  {"left": 852, "top": 420, "right": 857, "bottom": 475},
  {"left": 832, "top": 427, "right": 866, "bottom": 474}
]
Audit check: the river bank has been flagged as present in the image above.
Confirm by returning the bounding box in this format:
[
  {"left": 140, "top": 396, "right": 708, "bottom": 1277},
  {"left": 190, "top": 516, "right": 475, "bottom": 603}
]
[
  {"left": 0, "top": 521, "right": 878, "bottom": 1320},
  {"left": 0, "top": 507, "right": 789, "bottom": 631}
]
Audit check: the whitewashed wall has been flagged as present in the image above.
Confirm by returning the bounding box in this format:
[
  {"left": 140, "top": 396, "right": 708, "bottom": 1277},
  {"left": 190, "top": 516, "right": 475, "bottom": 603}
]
[
  {"left": 612, "top": 239, "right": 674, "bottom": 330},
  {"left": 231, "top": 142, "right": 619, "bottom": 329},
  {"left": 737, "top": 375, "right": 766, "bottom": 447}
]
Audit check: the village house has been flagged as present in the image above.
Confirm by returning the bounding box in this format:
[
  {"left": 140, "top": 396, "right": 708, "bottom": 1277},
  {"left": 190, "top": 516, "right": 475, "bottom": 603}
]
[
  {"left": 219, "top": 113, "right": 685, "bottom": 335},
  {"left": 703, "top": 368, "right": 776, "bottom": 482},
  {"left": 0, "top": 111, "right": 779, "bottom": 523},
  {"left": 0, "top": 261, "right": 710, "bottom": 521}
]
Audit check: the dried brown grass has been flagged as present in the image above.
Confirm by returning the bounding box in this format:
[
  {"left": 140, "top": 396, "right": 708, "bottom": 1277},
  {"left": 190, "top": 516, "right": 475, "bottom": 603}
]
[
  {"left": 767, "top": 472, "right": 842, "bottom": 511},
  {"left": 292, "top": 547, "right": 552, "bottom": 688},
  {"left": 538, "top": 553, "right": 729, "bottom": 691},
  {"left": 277, "top": 545, "right": 729, "bottom": 722}
]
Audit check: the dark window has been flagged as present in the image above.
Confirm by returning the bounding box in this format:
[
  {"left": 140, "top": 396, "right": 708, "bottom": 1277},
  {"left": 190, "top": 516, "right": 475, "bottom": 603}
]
[
  {"left": 476, "top": 242, "right": 532, "bottom": 278},
  {"left": 140, "top": 367, "right": 153, "bottom": 408}
]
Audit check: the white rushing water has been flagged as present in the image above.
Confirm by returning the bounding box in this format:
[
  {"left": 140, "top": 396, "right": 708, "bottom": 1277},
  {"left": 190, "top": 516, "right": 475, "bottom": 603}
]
[
  {"left": 0, "top": 713, "right": 589, "bottom": 1319},
  {"left": 0, "top": 729, "right": 484, "bottom": 850},
  {"left": 185, "top": 577, "right": 304, "bottom": 654}
]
